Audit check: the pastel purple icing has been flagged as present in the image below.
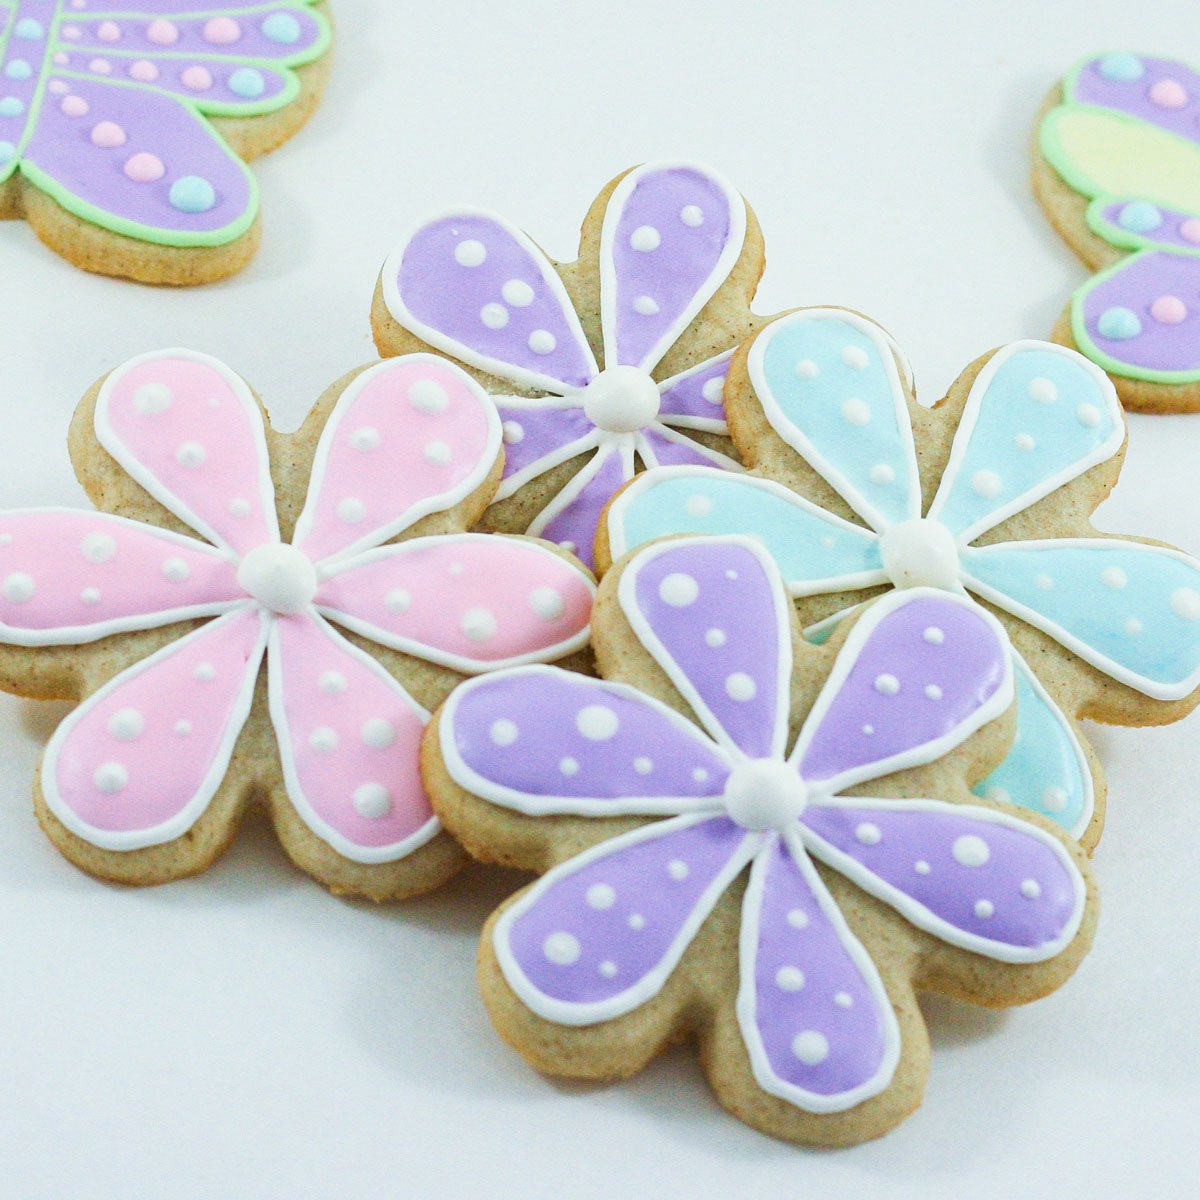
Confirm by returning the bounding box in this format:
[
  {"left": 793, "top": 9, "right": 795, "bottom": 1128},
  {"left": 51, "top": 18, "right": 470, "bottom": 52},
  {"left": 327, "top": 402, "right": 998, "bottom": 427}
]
[
  {"left": 640, "top": 425, "right": 721, "bottom": 468},
  {"left": 494, "top": 402, "right": 593, "bottom": 481},
  {"left": 1072, "top": 55, "right": 1200, "bottom": 143},
  {"left": 538, "top": 446, "right": 628, "bottom": 565},
  {"left": 656, "top": 353, "right": 731, "bottom": 424},
  {"left": 1097, "top": 199, "right": 1200, "bottom": 251}
]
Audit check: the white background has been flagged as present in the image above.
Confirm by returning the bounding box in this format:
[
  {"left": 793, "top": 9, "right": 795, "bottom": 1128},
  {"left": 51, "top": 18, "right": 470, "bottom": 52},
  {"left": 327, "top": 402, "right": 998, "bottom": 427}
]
[{"left": 0, "top": 1, "right": 1197, "bottom": 1195}]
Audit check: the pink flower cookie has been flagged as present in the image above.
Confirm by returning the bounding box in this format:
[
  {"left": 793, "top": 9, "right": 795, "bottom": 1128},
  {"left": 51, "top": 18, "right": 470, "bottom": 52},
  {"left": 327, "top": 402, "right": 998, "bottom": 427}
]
[{"left": 0, "top": 350, "right": 594, "bottom": 899}]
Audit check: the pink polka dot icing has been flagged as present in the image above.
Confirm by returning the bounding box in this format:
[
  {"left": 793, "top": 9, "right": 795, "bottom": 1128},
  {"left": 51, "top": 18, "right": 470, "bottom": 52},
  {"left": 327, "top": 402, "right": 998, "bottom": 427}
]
[
  {"left": 1150, "top": 295, "right": 1188, "bottom": 324},
  {"left": 146, "top": 19, "right": 179, "bottom": 46},
  {"left": 128, "top": 60, "right": 159, "bottom": 83},
  {"left": 124, "top": 152, "right": 165, "bottom": 183},
  {"left": 91, "top": 122, "right": 127, "bottom": 149},
  {"left": 1181, "top": 218, "right": 1200, "bottom": 245},
  {"left": 62, "top": 24, "right": 82, "bottom": 40},
  {"left": 181, "top": 65, "right": 213, "bottom": 92},
  {"left": 60, "top": 95, "right": 89, "bottom": 117},
  {"left": 97, "top": 21, "right": 121, "bottom": 43},
  {"left": 88, "top": 58, "right": 112, "bottom": 75},
  {"left": 48, "top": 79, "right": 69, "bottom": 95},
  {"left": 203, "top": 16, "right": 242, "bottom": 45},
  {"left": 1149, "top": 77, "right": 1188, "bottom": 108}
]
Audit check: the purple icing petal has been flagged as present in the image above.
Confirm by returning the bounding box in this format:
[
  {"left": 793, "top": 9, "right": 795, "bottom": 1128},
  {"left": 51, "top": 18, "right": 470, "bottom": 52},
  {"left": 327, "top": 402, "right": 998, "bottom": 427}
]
[
  {"left": 495, "top": 400, "right": 595, "bottom": 488},
  {"left": 1071, "top": 55, "right": 1200, "bottom": 144},
  {"left": 600, "top": 164, "right": 744, "bottom": 372},
  {"left": 1077, "top": 250, "right": 1200, "bottom": 376},
  {"left": 530, "top": 444, "right": 630, "bottom": 567},
  {"left": 737, "top": 836, "right": 898, "bottom": 1110},
  {"left": 801, "top": 800, "right": 1085, "bottom": 961},
  {"left": 496, "top": 814, "right": 756, "bottom": 1021},
  {"left": 793, "top": 592, "right": 1009, "bottom": 793},
  {"left": 621, "top": 538, "right": 790, "bottom": 759},
  {"left": 1095, "top": 198, "right": 1200, "bottom": 253},
  {"left": 385, "top": 212, "right": 598, "bottom": 393},
  {"left": 442, "top": 666, "right": 732, "bottom": 817},
  {"left": 23, "top": 74, "right": 252, "bottom": 239},
  {"left": 656, "top": 351, "right": 734, "bottom": 429},
  {"left": 638, "top": 424, "right": 738, "bottom": 470}
]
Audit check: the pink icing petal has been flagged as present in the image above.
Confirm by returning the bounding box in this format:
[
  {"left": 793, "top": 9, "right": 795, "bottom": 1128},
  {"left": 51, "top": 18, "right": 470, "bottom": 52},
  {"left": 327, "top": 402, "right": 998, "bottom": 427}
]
[
  {"left": 293, "top": 357, "right": 501, "bottom": 564},
  {"left": 0, "top": 510, "right": 242, "bottom": 645},
  {"left": 268, "top": 612, "right": 435, "bottom": 862},
  {"left": 528, "top": 443, "right": 631, "bottom": 569},
  {"left": 95, "top": 350, "right": 279, "bottom": 556},
  {"left": 316, "top": 533, "right": 594, "bottom": 673},
  {"left": 42, "top": 608, "right": 266, "bottom": 850}
]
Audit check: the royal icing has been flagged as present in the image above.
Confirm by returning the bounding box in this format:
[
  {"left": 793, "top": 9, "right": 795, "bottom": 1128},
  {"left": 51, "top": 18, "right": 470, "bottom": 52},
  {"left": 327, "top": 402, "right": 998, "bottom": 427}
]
[
  {"left": 0, "top": 2, "right": 330, "bottom": 248},
  {"left": 0, "top": 350, "right": 595, "bottom": 865},
  {"left": 380, "top": 162, "right": 750, "bottom": 568},
  {"left": 1040, "top": 54, "right": 1200, "bottom": 383},
  {"left": 440, "top": 537, "right": 1087, "bottom": 1115},
  {"left": 607, "top": 311, "right": 1200, "bottom": 838}
]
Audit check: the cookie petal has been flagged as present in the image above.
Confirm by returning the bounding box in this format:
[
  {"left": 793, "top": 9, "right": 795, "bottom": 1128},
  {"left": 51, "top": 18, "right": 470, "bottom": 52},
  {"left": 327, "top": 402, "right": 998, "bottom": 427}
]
[
  {"left": 801, "top": 799, "right": 1087, "bottom": 962},
  {"left": 746, "top": 309, "right": 921, "bottom": 533},
  {"left": 928, "top": 342, "right": 1123, "bottom": 544},
  {"left": 737, "top": 834, "right": 899, "bottom": 1113},
  {"left": 41, "top": 607, "right": 266, "bottom": 851},
  {"left": 961, "top": 538, "right": 1200, "bottom": 700},
  {"left": 606, "top": 468, "right": 886, "bottom": 597},
  {"left": 0, "top": 510, "right": 242, "bottom": 645},
  {"left": 792, "top": 591, "right": 1011, "bottom": 794},
  {"left": 293, "top": 357, "right": 501, "bottom": 564},
  {"left": 94, "top": 349, "right": 278, "bottom": 555},
  {"left": 494, "top": 814, "right": 758, "bottom": 1024},
  {"left": 316, "top": 533, "right": 594, "bottom": 674},
  {"left": 656, "top": 351, "right": 734, "bottom": 433},
  {"left": 440, "top": 666, "right": 732, "bottom": 817},
  {"left": 267, "top": 611, "right": 435, "bottom": 864},
  {"left": 527, "top": 443, "right": 631, "bottom": 569},
  {"left": 599, "top": 162, "right": 746, "bottom": 373},
  {"left": 618, "top": 536, "right": 792, "bottom": 759},
  {"left": 382, "top": 211, "right": 598, "bottom": 393},
  {"left": 636, "top": 424, "right": 740, "bottom": 471}
]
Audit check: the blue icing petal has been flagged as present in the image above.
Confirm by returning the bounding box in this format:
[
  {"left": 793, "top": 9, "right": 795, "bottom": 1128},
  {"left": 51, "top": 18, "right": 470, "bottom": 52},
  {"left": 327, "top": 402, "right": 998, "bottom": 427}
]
[
  {"left": 13, "top": 17, "right": 44, "bottom": 40},
  {"left": 972, "top": 653, "right": 1091, "bottom": 836},
  {"left": 5, "top": 60, "right": 33, "bottom": 81},
  {"left": 262, "top": 12, "right": 302, "bottom": 44},
  {"left": 169, "top": 176, "right": 216, "bottom": 214},
  {"left": 228, "top": 68, "right": 266, "bottom": 100},
  {"left": 0, "top": 141, "right": 16, "bottom": 164},
  {"left": 962, "top": 541, "right": 1200, "bottom": 698},
  {"left": 1097, "top": 52, "right": 1145, "bottom": 82},
  {"left": 750, "top": 312, "right": 920, "bottom": 532},
  {"left": 929, "top": 346, "right": 1122, "bottom": 543},
  {"left": 1097, "top": 306, "right": 1142, "bottom": 340},
  {"left": 1117, "top": 200, "right": 1163, "bottom": 234}
]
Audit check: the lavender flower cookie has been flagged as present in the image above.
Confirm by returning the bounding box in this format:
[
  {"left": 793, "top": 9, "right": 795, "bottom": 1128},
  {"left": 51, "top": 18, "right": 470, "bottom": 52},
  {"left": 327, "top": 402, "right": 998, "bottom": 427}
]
[{"left": 422, "top": 535, "right": 1096, "bottom": 1146}]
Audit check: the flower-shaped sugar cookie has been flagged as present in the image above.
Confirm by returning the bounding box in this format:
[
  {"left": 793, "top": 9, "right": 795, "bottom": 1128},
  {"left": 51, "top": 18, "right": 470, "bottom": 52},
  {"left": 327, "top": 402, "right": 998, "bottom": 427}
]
[
  {"left": 603, "top": 310, "right": 1200, "bottom": 845},
  {"left": 424, "top": 536, "right": 1095, "bottom": 1146},
  {"left": 0, "top": 350, "right": 594, "bottom": 899}
]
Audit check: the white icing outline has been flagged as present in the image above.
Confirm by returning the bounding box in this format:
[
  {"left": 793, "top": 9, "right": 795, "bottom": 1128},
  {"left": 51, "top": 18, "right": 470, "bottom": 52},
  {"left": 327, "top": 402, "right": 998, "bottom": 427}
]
[
  {"left": 40, "top": 605, "right": 267, "bottom": 852},
  {"left": 439, "top": 663, "right": 731, "bottom": 817},
  {"left": 788, "top": 587, "right": 1015, "bottom": 796},
  {"left": 617, "top": 534, "right": 793, "bottom": 761},
  {"left": 736, "top": 829, "right": 901, "bottom": 1113},
  {"left": 292, "top": 355, "right": 503, "bottom": 566},
  {"left": 961, "top": 537, "right": 1200, "bottom": 701},
  {"left": 381, "top": 207, "right": 599, "bottom": 396},
  {"left": 635, "top": 423, "right": 743, "bottom": 473},
  {"left": 0, "top": 507, "right": 242, "bottom": 646},
  {"left": 494, "top": 424, "right": 603, "bottom": 503},
  {"left": 525, "top": 439, "right": 632, "bottom": 546},
  {"left": 926, "top": 340, "right": 1125, "bottom": 546},
  {"left": 267, "top": 611, "right": 439, "bottom": 865},
  {"left": 493, "top": 812, "right": 762, "bottom": 1026},
  {"left": 316, "top": 532, "right": 596, "bottom": 676},
  {"left": 598, "top": 161, "right": 747, "bottom": 375},
  {"left": 94, "top": 348, "right": 281, "bottom": 556},
  {"left": 655, "top": 349, "right": 735, "bottom": 434},
  {"left": 747, "top": 309, "right": 922, "bottom": 535},
  {"left": 799, "top": 796, "right": 1087, "bottom": 963}
]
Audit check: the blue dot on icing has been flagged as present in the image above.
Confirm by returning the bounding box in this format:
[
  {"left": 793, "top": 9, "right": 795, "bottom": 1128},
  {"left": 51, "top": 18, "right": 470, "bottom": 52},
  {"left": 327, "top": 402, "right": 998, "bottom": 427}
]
[
  {"left": 0, "top": 97, "right": 25, "bottom": 118},
  {"left": 169, "top": 175, "right": 217, "bottom": 214},
  {"left": 228, "top": 67, "right": 266, "bottom": 99},
  {"left": 262, "top": 13, "right": 302, "bottom": 44},
  {"left": 1097, "top": 306, "right": 1143, "bottom": 340},
  {"left": 5, "top": 60, "right": 33, "bottom": 81},
  {"left": 0, "top": 141, "right": 16, "bottom": 164},
  {"left": 1117, "top": 200, "right": 1163, "bottom": 234},
  {"left": 1097, "top": 53, "right": 1144, "bottom": 82},
  {"left": 13, "top": 18, "right": 45, "bottom": 40}
]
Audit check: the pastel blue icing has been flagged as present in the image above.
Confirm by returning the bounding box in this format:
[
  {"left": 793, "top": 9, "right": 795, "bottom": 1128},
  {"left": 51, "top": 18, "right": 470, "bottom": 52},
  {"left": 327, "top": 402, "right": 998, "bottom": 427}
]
[
  {"left": 262, "top": 12, "right": 302, "bottom": 43},
  {"left": 168, "top": 176, "right": 216, "bottom": 214},
  {"left": 5, "top": 60, "right": 33, "bottom": 81},
  {"left": 1097, "top": 306, "right": 1142, "bottom": 340},
  {"left": 0, "top": 141, "right": 15, "bottom": 164},
  {"left": 0, "top": 97, "right": 25, "bottom": 117},
  {"left": 1097, "top": 53, "right": 1144, "bottom": 82},
  {"left": 229, "top": 68, "right": 266, "bottom": 99},
  {"left": 13, "top": 17, "right": 44, "bottom": 40},
  {"left": 1117, "top": 200, "right": 1163, "bottom": 234}
]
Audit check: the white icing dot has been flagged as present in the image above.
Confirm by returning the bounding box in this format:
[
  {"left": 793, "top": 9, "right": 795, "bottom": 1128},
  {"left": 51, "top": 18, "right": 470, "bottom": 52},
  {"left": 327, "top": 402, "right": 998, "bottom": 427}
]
[
  {"left": 132, "top": 382, "right": 172, "bottom": 414},
  {"left": 915, "top": 860, "right": 931, "bottom": 875},
  {"left": 350, "top": 426, "right": 381, "bottom": 451},
  {"left": 454, "top": 238, "right": 486, "bottom": 267},
  {"left": 599, "top": 960, "right": 618, "bottom": 979},
  {"left": 680, "top": 204, "right": 704, "bottom": 226},
  {"left": 586, "top": 883, "right": 615, "bottom": 909},
  {"left": 502, "top": 420, "right": 525, "bottom": 444},
  {"left": 634, "top": 757, "right": 654, "bottom": 776},
  {"left": 193, "top": 662, "right": 215, "bottom": 681},
  {"left": 1171, "top": 587, "right": 1200, "bottom": 620},
  {"left": 633, "top": 295, "right": 660, "bottom": 316},
  {"left": 1028, "top": 377, "right": 1057, "bottom": 404},
  {"left": 701, "top": 377, "right": 724, "bottom": 404},
  {"left": 924, "top": 684, "right": 943, "bottom": 700},
  {"left": 1124, "top": 617, "right": 1144, "bottom": 636},
  {"left": 408, "top": 379, "right": 449, "bottom": 412},
  {"left": 528, "top": 329, "right": 557, "bottom": 355},
  {"left": 685, "top": 494, "right": 713, "bottom": 517},
  {"left": 725, "top": 570, "right": 738, "bottom": 580},
  {"left": 81, "top": 587, "right": 101, "bottom": 605},
  {"left": 229, "top": 498, "right": 252, "bottom": 518},
  {"left": 856, "top": 822, "right": 882, "bottom": 846},
  {"left": 667, "top": 858, "right": 689, "bottom": 880},
  {"left": 93, "top": 762, "right": 128, "bottom": 793},
  {"left": 385, "top": 588, "right": 412, "bottom": 614},
  {"left": 309, "top": 726, "right": 338, "bottom": 753},
  {"left": 776, "top": 966, "right": 806, "bottom": 991},
  {"left": 787, "top": 909, "right": 809, "bottom": 929},
  {"left": 794, "top": 359, "right": 819, "bottom": 380},
  {"left": 869, "top": 463, "right": 895, "bottom": 485},
  {"left": 489, "top": 718, "right": 519, "bottom": 746},
  {"left": 841, "top": 398, "right": 871, "bottom": 426},
  {"left": 629, "top": 225, "right": 660, "bottom": 252},
  {"left": 361, "top": 718, "right": 396, "bottom": 749},
  {"left": 791, "top": 1031, "right": 829, "bottom": 1066},
  {"left": 1077, "top": 403, "right": 1101, "bottom": 429},
  {"left": 1020, "top": 879, "right": 1042, "bottom": 899},
  {"left": 353, "top": 782, "right": 392, "bottom": 819},
  {"left": 174, "top": 720, "right": 192, "bottom": 736},
  {"left": 462, "top": 607, "right": 498, "bottom": 642},
  {"left": 862, "top": 724, "right": 874, "bottom": 735},
  {"left": 628, "top": 913, "right": 646, "bottom": 930},
  {"left": 952, "top": 834, "right": 990, "bottom": 867},
  {"left": 176, "top": 441, "right": 206, "bottom": 468},
  {"left": 971, "top": 469, "right": 1002, "bottom": 499},
  {"left": 873, "top": 673, "right": 900, "bottom": 695},
  {"left": 529, "top": 587, "right": 565, "bottom": 620},
  {"left": 82, "top": 533, "right": 116, "bottom": 563},
  {"left": 161, "top": 557, "right": 190, "bottom": 582},
  {"left": 320, "top": 671, "right": 347, "bottom": 694},
  {"left": 107, "top": 708, "right": 144, "bottom": 741},
  {"left": 337, "top": 498, "right": 365, "bottom": 524},
  {"left": 502, "top": 279, "right": 534, "bottom": 307},
  {"left": 974, "top": 899, "right": 995, "bottom": 919},
  {"left": 1035, "top": 573, "right": 1054, "bottom": 590},
  {"left": 1014, "top": 432, "right": 1036, "bottom": 452},
  {"left": 423, "top": 440, "right": 452, "bottom": 466},
  {"left": 658, "top": 572, "right": 699, "bottom": 607},
  {"left": 1041, "top": 786, "right": 1068, "bottom": 814},
  {"left": 834, "top": 992, "right": 854, "bottom": 1008},
  {"left": 841, "top": 345, "right": 870, "bottom": 369},
  {"left": 692, "top": 768, "right": 709, "bottom": 783},
  {"left": 558, "top": 756, "right": 579, "bottom": 776},
  {"left": 1101, "top": 567, "right": 1127, "bottom": 589},
  {"left": 577, "top": 705, "right": 619, "bottom": 740},
  {"left": 705, "top": 628, "right": 727, "bottom": 648},
  {"left": 725, "top": 672, "right": 756, "bottom": 701},
  {"left": 923, "top": 626, "right": 944, "bottom": 644},
  {"left": 480, "top": 303, "right": 509, "bottom": 329}
]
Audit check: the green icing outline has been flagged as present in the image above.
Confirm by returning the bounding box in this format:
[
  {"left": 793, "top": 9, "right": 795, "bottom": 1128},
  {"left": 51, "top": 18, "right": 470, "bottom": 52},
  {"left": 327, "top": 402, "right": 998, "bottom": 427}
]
[{"left": 2, "top": 1, "right": 331, "bottom": 246}]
